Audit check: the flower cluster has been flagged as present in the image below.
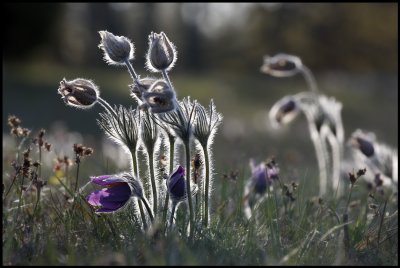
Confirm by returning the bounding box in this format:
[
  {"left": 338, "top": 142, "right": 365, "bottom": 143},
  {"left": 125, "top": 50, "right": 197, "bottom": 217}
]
[{"left": 57, "top": 30, "right": 222, "bottom": 235}]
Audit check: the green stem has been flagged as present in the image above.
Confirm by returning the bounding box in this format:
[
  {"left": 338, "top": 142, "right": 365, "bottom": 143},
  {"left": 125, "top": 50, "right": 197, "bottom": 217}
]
[
  {"left": 377, "top": 198, "right": 388, "bottom": 245},
  {"left": 141, "top": 196, "right": 154, "bottom": 223},
  {"left": 74, "top": 160, "right": 80, "bottom": 192},
  {"left": 345, "top": 184, "right": 354, "bottom": 213},
  {"left": 203, "top": 145, "right": 210, "bottom": 227},
  {"left": 184, "top": 141, "right": 194, "bottom": 237},
  {"left": 148, "top": 149, "right": 158, "bottom": 215},
  {"left": 162, "top": 137, "right": 175, "bottom": 224}
]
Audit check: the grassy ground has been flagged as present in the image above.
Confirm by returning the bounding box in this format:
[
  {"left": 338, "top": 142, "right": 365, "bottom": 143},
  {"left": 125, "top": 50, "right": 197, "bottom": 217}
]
[{"left": 2, "top": 60, "right": 398, "bottom": 265}]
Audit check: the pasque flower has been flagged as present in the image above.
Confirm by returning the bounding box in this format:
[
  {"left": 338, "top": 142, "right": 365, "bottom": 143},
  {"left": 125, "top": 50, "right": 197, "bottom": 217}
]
[
  {"left": 58, "top": 78, "right": 99, "bottom": 109},
  {"left": 261, "top": 53, "right": 302, "bottom": 77},
  {"left": 146, "top": 31, "right": 177, "bottom": 72},
  {"left": 86, "top": 173, "right": 143, "bottom": 213},
  {"left": 98, "top": 30, "right": 134, "bottom": 65},
  {"left": 167, "top": 166, "right": 186, "bottom": 202}
]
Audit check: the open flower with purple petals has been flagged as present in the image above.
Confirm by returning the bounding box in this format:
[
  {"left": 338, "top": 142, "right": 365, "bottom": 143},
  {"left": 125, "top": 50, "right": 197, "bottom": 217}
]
[{"left": 86, "top": 173, "right": 144, "bottom": 214}]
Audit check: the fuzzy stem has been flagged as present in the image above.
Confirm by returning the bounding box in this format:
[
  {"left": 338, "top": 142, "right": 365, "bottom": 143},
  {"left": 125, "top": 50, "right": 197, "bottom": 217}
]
[
  {"left": 162, "top": 70, "right": 173, "bottom": 90},
  {"left": 124, "top": 60, "right": 140, "bottom": 86},
  {"left": 203, "top": 145, "right": 210, "bottom": 227},
  {"left": 98, "top": 97, "right": 118, "bottom": 119},
  {"left": 141, "top": 196, "right": 154, "bottom": 223},
  {"left": 148, "top": 149, "right": 158, "bottom": 215},
  {"left": 162, "top": 137, "right": 175, "bottom": 224},
  {"left": 131, "top": 149, "right": 148, "bottom": 230},
  {"left": 300, "top": 66, "right": 318, "bottom": 94},
  {"left": 169, "top": 201, "right": 177, "bottom": 229},
  {"left": 310, "top": 129, "right": 328, "bottom": 196},
  {"left": 184, "top": 141, "right": 194, "bottom": 237}
]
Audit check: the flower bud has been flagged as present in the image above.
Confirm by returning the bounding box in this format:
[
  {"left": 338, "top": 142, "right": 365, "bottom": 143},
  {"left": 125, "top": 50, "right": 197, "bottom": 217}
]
[
  {"left": 129, "top": 77, "right": 158, "bottom": 101},
  {"left": 98, "top": 30, "right": 134, "bottom": 65},
  {"left": 167, "top": 166, "right": 186, "bottom": 202},
  {"left": 261, "top": 53, "right": 302, "bottom": 77},
  {"left": 146, "top": 32, "right": 177, "bottom": 72},
  {"left": 58, "top": 78, "right": 99, "bottom": 109},
  {"left": 141, "top": 80, "right": 177, "bottom": 113}
]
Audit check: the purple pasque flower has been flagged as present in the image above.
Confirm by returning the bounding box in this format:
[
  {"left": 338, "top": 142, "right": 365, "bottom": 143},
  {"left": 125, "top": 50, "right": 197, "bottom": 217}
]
[
  {"left": 86, "top": 174, "right": 137, "bottom": 213},
  {"left": 250, "top": 159, "right": 270, "bottom": 195},
  {"left": 167, "top": 166, "right": 186, "bottom": 202}
]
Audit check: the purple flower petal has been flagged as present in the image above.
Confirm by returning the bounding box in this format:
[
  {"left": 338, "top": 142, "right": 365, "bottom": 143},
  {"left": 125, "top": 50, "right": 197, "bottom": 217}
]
[
  {"left": 90, "top": 175, "right": 127, "bottom": 186},
  {"left": 86, "top": 182, "right": 132, "bottom": 213},
  {"left": 251, "top": 163, "right": 268, "bottom": 194}
]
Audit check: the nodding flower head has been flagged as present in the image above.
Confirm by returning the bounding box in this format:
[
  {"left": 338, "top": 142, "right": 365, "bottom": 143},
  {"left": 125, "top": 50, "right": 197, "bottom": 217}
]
[
  {"left": 146, "top": 31, "right": 177, "bottom": 72},
  {"left": 269, "top": 96, "right": 300, "bottom": 129},
  {"left": 86, "top": 173, "right": 143, "bottom": 213},
  {"left": 261, "top": 53, "right": 302, "bottom": 77},
  {"left": 130, "top": 77, "right": 158, "bottom": 103},
  {"left": 350, "top": 130, "right": 375, "bottom": 158},
  {"left": 58, "top": 78, "right": 99, "bottom": 109},
  {"left": 98, "top": 30, "right": 134, "bottom": 65},
  {"left": 167, "top": 166, "right": 186, "bottom": 202},
  {"left": 140, "top": 80, "right": 177, "bottom": 114}
]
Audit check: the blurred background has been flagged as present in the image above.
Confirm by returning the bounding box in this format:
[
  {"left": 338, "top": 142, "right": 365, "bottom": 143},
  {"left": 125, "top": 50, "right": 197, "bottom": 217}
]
[{"left": 3, "top": 3, "right": 398, "bottom": 186}]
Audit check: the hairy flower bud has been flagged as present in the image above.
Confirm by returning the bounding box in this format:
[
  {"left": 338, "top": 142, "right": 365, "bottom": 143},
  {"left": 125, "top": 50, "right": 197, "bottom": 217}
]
[
  {"left": 130, "top": 77, "right": 158, "bottom": 101},
  {"left": 58, "top": 78, "right": 99, "bottom": 109},
  {"left": 146, "top": 32, "right": 177, "bottom": 72},
  {"left": 140, "top": 80, "right": 177, "bottom": 113},
  {"left": 261, "top": 53, "right": 302, "bottom": 77},
  {"left": 98, "top": 30, "right": 134, "bottom": 65}
]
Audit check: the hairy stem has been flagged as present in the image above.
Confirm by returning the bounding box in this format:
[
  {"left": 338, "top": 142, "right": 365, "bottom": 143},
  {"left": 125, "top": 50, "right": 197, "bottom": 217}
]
[
  {"left": 141, "top": 196, "right": 154, "bottom": 223},
  {"left": 124, "top": 60, "right": 140, "bottom": 86},
  {"left": 203, "top": 145, "right": 210, "bottom": 227},
  {"left": 148, "top": 149, "right": 158, "bottom": 215},
  {"left": 131, "top": 149, "right": 148, "bottom": 230},
  {"left": 169, "top": 201, "right": 177, "bottom": 229},
  {"left": 162, "top": 137, "right": 175, "bottom": 224},
  {"left": 184, "top": 141, "right": 194, "bottom": 237}
]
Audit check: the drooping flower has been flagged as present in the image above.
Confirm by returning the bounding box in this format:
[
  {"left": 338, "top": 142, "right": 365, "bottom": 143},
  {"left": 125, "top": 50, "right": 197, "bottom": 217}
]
[
  {"left": 146, "top": 31, "right": 177, "bottom": 72},
  {"left": 130, "top": 77, "right": 158, "bottom": 102},
  {"left": 269, "top": 96, "right": 300, "bottom": 129},
  {"left": 141, "top": 80, "right": 177, "bottom": 114},
  {"left": 261, "top": 53, "right": 303, "bottom": 77},
  {"left": 58, "top": 78, "right": 99, "bottom": 109},
  {"left": 86, "top": 173, "right": 143, "bottom": 213},
  {"left": 98, "top": 30, "right": 135, "bottom": 65}
]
